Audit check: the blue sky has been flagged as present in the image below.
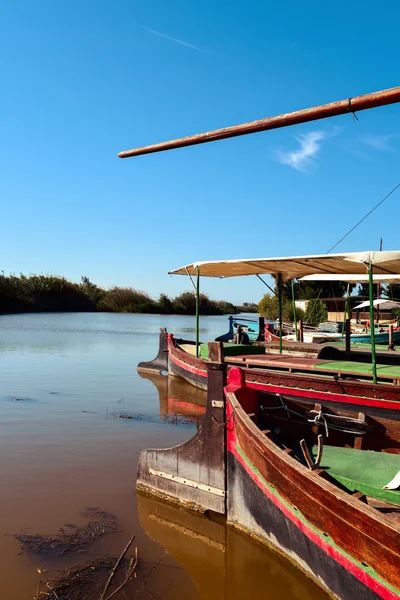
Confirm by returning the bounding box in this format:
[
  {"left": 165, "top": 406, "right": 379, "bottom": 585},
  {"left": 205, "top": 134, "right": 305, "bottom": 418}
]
[{"left": 1, "top": 1, "right": 399, "bottom": 304}]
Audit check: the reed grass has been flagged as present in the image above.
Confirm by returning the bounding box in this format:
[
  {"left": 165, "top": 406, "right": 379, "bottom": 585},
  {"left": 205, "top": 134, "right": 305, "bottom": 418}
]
[{"left": 0, "top": 273, "right": 238, "bottom": 315}]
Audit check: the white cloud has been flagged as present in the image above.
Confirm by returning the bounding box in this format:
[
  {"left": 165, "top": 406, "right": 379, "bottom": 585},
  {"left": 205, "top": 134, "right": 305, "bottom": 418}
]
[
  {"left": 360, "top": 133, "right": 398, "bottom": 151},
  {"left": 137, "top": 23, "right": 206, "bottom": 53},
  {"left": 277, "top": 131, "right": 327, "bottom": 172}
]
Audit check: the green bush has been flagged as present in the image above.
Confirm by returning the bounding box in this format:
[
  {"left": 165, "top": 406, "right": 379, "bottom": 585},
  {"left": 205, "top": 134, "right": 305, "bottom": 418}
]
[
  {"left": 157, "top": 293, "right": 174, "bottom": 314},
  {"left": 0, "top": 273, "right": 93, "bottom": 313},
  {"left": 213, "top": 300, "right": 237, "bottom": 315},
  {"left": 0, "top": 273, "right": 241, "bottom": 316},
  {"left": 171, "top": 292, "right": 238, "bottom": 316},
  {"left": 304, "top": 298, "right": 328, "bottom": 326},
  {"left": 98, "top": 287, "right": 159, "bottom": 313},
  {"left": 258, "top": 294, "right": 305, "bottom": 323}
]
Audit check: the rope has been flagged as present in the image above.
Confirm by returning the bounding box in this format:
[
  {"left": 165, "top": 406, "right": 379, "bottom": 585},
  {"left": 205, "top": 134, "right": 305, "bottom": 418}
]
[
  {"left": 260, "top": 395, "right": 369, "bottom": 436},
  {"left": 347, "top": 97, "right": 359, "bottom": 122},
  {"left": 307, "top": 409, "right": 329, "bottom": 437}
]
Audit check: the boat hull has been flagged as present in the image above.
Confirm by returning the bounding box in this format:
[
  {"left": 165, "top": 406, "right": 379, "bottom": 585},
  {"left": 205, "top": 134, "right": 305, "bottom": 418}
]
[
  {"left": 225, "top": 377, "right": 400, "bottom": 600},
  {"left": 168, "top": 341, "right": 208, "bottom": 391},
  {"left": 227, "top": 452, "right": 384, "bottom": 600},
  {"left": 351, "top": 329, "right": 400, "bottom": 344}
]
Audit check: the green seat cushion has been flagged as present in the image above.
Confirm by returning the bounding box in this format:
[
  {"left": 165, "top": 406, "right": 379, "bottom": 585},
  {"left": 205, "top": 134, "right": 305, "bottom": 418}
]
[
  {"left": 314, "top": 360, "right": 400, "bottom": 378},
  {"left": 199, "top": 342, "right": 265, "bottom": 360},
  {"left": 311, "top": 445, "right": 400, "bottom": 505}
]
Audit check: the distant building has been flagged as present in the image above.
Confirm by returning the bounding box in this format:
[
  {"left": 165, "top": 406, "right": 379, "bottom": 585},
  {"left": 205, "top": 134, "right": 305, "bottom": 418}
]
[
  {"left": 295, "top": 298, "right": 394, "bottom": 323},
  {"left": 295, "top": 297, "right": 346, "bottom": 322}
]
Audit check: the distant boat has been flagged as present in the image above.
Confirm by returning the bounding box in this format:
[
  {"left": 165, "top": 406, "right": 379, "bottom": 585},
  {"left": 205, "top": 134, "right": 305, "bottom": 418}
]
[
  {"left": 263, "top": 320, "right": 400, "bottom": 346},
  {"left": 215, "top": 316, "right": 264, "bottom": 342}
]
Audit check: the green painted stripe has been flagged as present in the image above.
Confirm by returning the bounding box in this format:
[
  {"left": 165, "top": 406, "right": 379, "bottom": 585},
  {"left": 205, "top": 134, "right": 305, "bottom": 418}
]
[{"left": 236, "top": 445, "right": 399, "bottom": 595}]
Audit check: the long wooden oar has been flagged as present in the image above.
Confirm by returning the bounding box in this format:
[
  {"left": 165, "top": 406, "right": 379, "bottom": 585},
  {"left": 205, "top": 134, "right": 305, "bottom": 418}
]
[{"left": 119, "top": 86, "right": 400, "bottom": 158}]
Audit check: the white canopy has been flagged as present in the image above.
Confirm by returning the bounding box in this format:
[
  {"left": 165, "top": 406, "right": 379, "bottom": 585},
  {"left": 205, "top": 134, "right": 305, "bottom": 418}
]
[
  {"left": 169, "top": 251, "right": 400, "bottom": 280},
  {"left": 353, "top": 298, "right": 400, "bottom": 310},
  {"left": 300, "top": 274, "right": 400, "bottom": 284}
]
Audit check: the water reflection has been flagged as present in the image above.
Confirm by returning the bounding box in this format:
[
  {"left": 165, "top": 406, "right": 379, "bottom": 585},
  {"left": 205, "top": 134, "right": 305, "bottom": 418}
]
[
  {"left": 139, "top": 370, "right": 207, "bottom": 420},
  {"left": 138, "top": 494, "right": 330, "bottom": 600}
]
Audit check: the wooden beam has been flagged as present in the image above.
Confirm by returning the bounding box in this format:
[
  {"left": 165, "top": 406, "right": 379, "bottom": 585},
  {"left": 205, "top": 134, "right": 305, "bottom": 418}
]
[{"left": 119, "top": 86, "right": 400, "bottom": 158}]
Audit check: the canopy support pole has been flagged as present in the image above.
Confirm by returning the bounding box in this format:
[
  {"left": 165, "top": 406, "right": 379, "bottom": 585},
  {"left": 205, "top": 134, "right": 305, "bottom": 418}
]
[
  {"left": 291, "top": 280, "right": 298, "bottom": 342},
  {"left": 278, "top": 274, "right": 283, "bottom": 353},
  {"left": 196, "top": 266, "right": 200, "bottom": 358},
  {"left": 376, "top": 238, "right": 383, "bottom": 324},
  {"left": 368, "top": 263, "right": 377, "bottom": 384}
]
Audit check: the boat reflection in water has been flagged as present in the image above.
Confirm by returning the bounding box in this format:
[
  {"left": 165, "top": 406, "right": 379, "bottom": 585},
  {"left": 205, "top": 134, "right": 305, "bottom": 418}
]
[
  {"left": 138, "top": 370, "right": 207, "bottom": 424},
  {"left": 137, "top": 493, "right": 330, "bottom": 600}
]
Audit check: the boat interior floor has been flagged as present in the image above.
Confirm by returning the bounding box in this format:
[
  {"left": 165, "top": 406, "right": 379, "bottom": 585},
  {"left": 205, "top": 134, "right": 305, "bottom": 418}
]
[
  {"left": 241, "top": 388, "right": 400, "bottom": 525},
  {"left": 178, "top": 343, "right": 198, "bottom": 356}
]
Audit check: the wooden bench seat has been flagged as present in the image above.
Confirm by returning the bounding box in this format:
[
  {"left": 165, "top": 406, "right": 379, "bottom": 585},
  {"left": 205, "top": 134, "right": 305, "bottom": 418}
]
[{"left": 310, "top": 445, "right": 400, "bottom": 506}]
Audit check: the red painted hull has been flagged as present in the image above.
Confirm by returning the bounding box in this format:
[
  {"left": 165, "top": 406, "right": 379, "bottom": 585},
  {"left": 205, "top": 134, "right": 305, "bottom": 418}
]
[{"left": 225, "top": 376, "right": 400, "bottom": 600}]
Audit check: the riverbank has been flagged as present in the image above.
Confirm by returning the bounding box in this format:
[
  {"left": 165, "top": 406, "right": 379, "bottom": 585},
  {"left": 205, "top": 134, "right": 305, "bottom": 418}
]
[{"left": 0, "top": 274, "right": 239, "bottom": 315}]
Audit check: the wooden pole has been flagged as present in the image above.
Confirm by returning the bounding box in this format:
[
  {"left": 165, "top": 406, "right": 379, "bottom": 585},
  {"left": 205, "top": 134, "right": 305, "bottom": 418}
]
[
  {"left": 389, "top": 324, "right": 394, "bottom": 351},
  {"left": 196, "top": 266, "right": 200, "bottom": 358},
  {"left": 291, "top": 280, "right": 298, "bottom": 341},
  {"left": 377, "top": 237, "right": 383, "bottom": 324},
  {"left": 298, "top": 319, "right": 304, "bottom": 343},
  {"left": 278, "top": 273, "right": 283, "bottom": 354},
  {"left": 342, "top": 283, "right": 350, "bottom": 341},
  {"left": 258, "top": 316, "right": 265, "bottom": 342},
  {"left": 345, "top": 318, "right": 351, "bottom": 358},
  {"left": 119, "top": 86, "right": 400, "bottom": 158},
  {"left": 368, "top": 263, "right": 377, "bottom": 384}
]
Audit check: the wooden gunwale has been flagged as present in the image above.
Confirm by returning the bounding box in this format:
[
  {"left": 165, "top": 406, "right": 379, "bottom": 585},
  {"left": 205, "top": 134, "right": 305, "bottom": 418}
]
[
  {"left": 169, "top": 337, "right": 400, "bottom": 408},
  {"left": 227, "top": 354, "right": 400, "bottom": 384},
  {"left": 239, "top": 366, "right": 400, "bottom": 404},
  {"left": 227, "top": 389, "right": 400, "bottom": 590}
]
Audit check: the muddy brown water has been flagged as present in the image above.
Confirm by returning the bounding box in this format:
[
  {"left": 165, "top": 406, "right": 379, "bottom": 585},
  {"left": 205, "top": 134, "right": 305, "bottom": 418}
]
[{"left": 0, "top": 312, "right": 330, "bottom": 599}]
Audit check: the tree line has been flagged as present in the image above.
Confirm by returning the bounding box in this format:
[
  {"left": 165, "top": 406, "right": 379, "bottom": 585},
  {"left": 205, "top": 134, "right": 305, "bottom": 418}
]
[
  {"left": 0, "top": 274, "right": 239, "bottom": 316},
  {"left": 257, "top": 279, "right": 400, "bottom": 326}
]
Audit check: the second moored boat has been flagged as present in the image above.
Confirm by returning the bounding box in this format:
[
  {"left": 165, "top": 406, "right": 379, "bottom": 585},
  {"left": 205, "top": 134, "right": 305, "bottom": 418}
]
[{"left": 139, "top": 250, "right": 400, "bottom": 422}]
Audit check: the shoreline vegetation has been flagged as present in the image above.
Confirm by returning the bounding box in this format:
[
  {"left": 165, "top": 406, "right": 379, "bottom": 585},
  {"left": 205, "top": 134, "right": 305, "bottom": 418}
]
[{"left": 0, "top": 274, "right": 251, "bottom": 316}]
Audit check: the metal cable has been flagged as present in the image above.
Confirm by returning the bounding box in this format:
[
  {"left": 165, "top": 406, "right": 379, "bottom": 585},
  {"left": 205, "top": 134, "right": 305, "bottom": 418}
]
[{"left": 326, "top": 183, "right": 400, "bottom": 254}]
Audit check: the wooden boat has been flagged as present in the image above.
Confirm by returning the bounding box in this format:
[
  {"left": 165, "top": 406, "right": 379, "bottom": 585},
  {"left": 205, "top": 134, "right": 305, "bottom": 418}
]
[
  {"left": 264, "top": 326, "right": 400, "bottom": 345},
  {"left": 137, "top": 343, "right": 400, "bottom": 600},
  {"left": 139, "top": 252, "right": 400, "bottom": 420},
  {"left": 218, "top": 315, "right": 339, "bottom": 344},
  {"left": 264, "top": 323, "right": 340, "bottom": 344},
  {"left": 351, "top": 329, "right": 400, "bottom": 345},
  {"left": 138, "top": 328, "right": 400, "bottom": 421},
  {"left": 215, "top": 315, "right": 264, "bottom": 342}
]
